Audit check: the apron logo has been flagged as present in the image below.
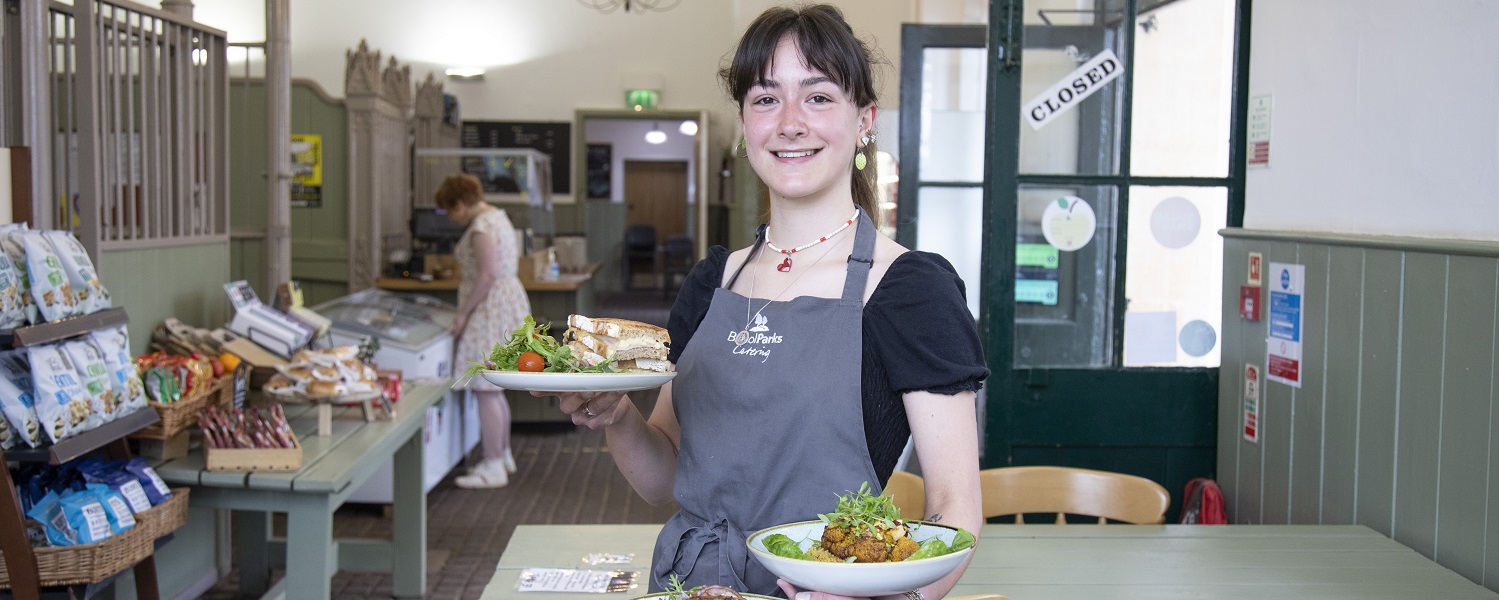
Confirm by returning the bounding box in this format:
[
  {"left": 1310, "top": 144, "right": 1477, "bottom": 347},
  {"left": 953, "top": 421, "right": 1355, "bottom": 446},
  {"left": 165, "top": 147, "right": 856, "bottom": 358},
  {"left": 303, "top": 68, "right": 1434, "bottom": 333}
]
[
  {"left": 726, "top": 312, "right": 783, "bottom": 363},
  {"left": 749, "top": 313, "right": 769, "bottom": 332}
]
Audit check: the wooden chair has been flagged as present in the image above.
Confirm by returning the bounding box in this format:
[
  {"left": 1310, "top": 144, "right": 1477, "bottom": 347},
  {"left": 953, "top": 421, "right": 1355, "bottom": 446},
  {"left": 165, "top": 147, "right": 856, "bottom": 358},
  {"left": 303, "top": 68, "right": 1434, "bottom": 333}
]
[
  {"left": 980, "top": 466, "right": 1170, "bottom": 524},
  {"left": 883, "top": 469, "right": 926, "bottom": 519}
]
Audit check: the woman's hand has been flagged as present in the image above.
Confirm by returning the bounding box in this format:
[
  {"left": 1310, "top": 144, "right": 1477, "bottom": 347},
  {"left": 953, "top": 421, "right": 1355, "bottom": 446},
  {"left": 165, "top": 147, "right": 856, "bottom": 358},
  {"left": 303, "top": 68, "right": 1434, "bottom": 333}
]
[
  {"left": 538, "top": 390, "right": 630, "bottom": 428},
  {"left": 777, "top": 579, "right": 872, "bottom": 600},
  {"left": 450, "top": 313, "right": 468, "bottom": 338}
]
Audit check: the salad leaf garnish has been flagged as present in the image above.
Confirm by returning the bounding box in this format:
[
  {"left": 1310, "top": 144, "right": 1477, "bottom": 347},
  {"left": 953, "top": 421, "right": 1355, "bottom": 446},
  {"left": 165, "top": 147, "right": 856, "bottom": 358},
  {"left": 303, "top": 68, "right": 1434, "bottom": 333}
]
[{"left": 454, "top": 315, "right": 613, "bottom": 386}]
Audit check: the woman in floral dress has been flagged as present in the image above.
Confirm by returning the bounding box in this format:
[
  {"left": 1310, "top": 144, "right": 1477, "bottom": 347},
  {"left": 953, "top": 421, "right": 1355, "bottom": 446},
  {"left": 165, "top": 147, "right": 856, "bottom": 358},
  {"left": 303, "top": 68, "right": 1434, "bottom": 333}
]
[{"left": 435, "top": 174, "right": 531, "bottom": 488}]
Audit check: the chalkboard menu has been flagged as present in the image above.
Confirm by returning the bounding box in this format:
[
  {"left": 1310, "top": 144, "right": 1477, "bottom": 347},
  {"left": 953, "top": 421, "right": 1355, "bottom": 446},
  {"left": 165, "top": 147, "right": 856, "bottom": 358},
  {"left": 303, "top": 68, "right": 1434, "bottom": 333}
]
[{"left": 461, "top": 120, "right": 571, "bottom": 194}]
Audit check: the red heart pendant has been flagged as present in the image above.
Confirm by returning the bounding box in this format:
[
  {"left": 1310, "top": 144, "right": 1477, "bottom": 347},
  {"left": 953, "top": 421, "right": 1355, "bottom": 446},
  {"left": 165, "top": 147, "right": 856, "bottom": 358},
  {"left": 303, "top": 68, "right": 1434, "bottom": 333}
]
[{"left": 777, "top": 257, "right": 792, "bottom": 272}]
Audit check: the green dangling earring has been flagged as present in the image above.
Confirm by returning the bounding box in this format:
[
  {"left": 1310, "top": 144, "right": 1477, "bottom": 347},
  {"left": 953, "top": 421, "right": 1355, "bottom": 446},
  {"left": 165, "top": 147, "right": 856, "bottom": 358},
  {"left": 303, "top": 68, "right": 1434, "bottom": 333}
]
[
  {"left": 854, "top": 150, "right": 867, "bottom": 171},
  {"left": 737, "top": 138, "right": 747, "bottom": 157}
]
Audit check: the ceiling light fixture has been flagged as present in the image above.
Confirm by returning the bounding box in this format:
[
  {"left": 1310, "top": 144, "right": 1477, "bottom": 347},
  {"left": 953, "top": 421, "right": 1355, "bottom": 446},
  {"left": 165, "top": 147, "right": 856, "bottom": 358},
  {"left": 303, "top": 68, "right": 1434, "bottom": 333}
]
[
  {"left": 445, "top": 67, "right": 486, "bottom": 80},
  {"left": 576, "top": 0, "right": 682, "bottom": 14},
  {"left": 678, "top": 121, "right": 698, "bottom": 136},
  {"left": 645, "top": 123, "right": 667, "bottom": 144}
]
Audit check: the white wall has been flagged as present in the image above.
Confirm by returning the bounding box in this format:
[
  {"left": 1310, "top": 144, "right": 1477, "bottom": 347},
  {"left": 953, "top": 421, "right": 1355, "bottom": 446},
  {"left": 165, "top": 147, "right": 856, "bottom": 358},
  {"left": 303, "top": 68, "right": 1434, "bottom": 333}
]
[
  {"left": 584, "top": 118, "right": 697, "bottom": 203},
  {"left": 183, "top": 0, "right": 927, "bottom": 200},
  {"left": 1246, "top": 0, "right": 1499, "bottom": 242}
]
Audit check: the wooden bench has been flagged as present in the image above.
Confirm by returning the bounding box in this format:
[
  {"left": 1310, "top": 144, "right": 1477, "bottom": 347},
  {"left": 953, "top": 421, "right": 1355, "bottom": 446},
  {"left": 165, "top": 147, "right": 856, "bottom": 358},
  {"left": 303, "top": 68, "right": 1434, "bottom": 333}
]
[{"left": 154, "top": 380, "right": 448, "bottom": 599}]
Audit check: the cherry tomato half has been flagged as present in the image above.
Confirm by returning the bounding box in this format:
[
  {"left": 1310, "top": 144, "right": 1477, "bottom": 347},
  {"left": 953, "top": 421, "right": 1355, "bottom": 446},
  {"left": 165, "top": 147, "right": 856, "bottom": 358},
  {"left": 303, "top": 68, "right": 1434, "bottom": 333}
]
[{"left": 517, "top": 351, "right": 546, "bottom": 372}]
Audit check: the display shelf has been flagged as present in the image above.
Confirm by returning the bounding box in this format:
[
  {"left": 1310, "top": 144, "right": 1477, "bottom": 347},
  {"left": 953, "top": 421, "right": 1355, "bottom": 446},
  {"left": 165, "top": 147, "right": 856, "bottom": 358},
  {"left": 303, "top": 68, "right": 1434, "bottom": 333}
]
[
  {"left": 0, "top": 306, "right": 162, "bottom": 600},
  {"left": 2, "top": 408, "right": 159, "bottom": 465},
  {"left": 0, "top": 307, "right": 129, "bottom": 349}
]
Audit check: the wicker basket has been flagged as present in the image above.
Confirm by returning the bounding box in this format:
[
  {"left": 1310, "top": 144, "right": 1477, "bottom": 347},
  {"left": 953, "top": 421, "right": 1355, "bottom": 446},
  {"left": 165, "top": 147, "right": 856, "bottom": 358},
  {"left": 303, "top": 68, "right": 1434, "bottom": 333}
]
[
  {"left": 0, "top": 510, "right": 157, "bottom": 589},
  {"left": 0, "top": 488, "right": 192, "bottom": 589},
  {"left": 132, "top": 376, "right": 232, "bottom": 440},
  {"left": 134, "top": 487, "right": 191, "bottom": 540}
]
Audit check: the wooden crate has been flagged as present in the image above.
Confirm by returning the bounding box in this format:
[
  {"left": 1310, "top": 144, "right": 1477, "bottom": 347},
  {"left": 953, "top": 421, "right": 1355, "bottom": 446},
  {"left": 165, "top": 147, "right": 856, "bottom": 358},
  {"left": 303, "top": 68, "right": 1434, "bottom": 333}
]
[{"left": 205, "top": 433, "right": 302, "bottom": 472}]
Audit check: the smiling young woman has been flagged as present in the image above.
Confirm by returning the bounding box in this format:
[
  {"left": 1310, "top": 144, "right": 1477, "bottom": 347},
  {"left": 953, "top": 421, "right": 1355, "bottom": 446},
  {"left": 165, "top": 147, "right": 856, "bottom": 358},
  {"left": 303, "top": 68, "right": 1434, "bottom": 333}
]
[{"left": 535, "top": 6, "right": 987, "bottom": 599}]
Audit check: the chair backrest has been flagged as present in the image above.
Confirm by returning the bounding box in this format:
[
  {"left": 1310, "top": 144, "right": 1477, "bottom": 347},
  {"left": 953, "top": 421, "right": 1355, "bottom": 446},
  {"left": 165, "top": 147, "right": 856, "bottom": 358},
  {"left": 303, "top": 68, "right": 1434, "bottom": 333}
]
[
  {"left": 883, "top": 470, "right": 926, "bottom": 520},
  {"left": 625, "top": 224, "right": 657, "bottom": 250},
  {"left": 980, "top": 466, "right": 1170, "bottom": 524},
  {"left": 662, "top": 234, "right": 694, "bottom": 265}
]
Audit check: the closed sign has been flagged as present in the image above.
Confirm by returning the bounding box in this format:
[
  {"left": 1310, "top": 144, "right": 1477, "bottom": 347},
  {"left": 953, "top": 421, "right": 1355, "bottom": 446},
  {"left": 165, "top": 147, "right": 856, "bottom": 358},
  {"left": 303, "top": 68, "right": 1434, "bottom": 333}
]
[{"left": 1023, "top": 49, "right": 1124, "bottom": 131}]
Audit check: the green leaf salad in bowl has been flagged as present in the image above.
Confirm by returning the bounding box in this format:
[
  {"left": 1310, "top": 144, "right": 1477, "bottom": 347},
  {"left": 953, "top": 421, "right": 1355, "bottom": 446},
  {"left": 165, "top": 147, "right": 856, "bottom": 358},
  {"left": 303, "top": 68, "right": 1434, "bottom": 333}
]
[
  {"left": 746, "top": 483, "right": 976, "bottom": 596},
  {"left": 457, "top": 316, "right": 612, "bottom": 384}
]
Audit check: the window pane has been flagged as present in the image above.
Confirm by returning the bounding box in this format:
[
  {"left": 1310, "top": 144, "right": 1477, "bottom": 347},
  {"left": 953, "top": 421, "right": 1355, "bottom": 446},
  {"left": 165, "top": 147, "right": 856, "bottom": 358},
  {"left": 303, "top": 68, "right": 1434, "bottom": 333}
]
[
  {"left": 1129, "top": 0, "right": 1235, "bottom": 177},
  {"left": 919, "top": 48, "right": 987, "bottom": 183},
  {"left": 1014, "top": 185, "right": 1119, "bottom": 369},
  {"left": 1122, "top": 186, "right": 1226, "bottom": 367},
  {"left": 915, "top": 185, "right": 984, "bottom": 319}
]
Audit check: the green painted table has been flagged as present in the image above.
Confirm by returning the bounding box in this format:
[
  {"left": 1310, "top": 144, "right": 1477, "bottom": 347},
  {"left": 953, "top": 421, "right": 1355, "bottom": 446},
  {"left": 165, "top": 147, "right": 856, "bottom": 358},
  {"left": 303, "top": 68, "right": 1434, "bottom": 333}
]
[
  {"left": 154, "top": 379, "right": 448, "bottom": 600},
  {"left": 480, "top": 523, "right": 1499, "bottom": 599}
]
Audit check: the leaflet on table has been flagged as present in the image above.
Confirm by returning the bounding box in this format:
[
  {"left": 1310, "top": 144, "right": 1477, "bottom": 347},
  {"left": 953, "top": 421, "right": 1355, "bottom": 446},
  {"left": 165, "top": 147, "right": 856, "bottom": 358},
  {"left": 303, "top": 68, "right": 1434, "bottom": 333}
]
[
  {"left": 223, "top": 280, "right": 314, "bottom": 358},
  {"left": 515, "top": 568, "right": 638, "bottom": 594}
]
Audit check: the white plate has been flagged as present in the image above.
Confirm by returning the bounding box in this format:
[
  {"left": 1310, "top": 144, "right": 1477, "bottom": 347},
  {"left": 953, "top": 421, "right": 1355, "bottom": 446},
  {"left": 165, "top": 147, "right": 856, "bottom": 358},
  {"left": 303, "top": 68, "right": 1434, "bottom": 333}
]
[
  {"left": 746, "top": 520, "right": 974, "bottom": 597},
  {"left": 631, "top": 593, "right": 779, "bottom": 600},
  {"left": 478, "top": 370, "right": 676, "bottom": 393}
]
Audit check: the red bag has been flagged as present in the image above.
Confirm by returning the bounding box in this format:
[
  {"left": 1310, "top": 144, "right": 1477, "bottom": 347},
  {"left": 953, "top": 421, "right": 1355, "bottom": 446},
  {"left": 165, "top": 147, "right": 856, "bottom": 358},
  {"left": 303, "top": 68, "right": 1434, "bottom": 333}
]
[{"left": 1179, "top": 478, "right": 1226, "bottom": 524}]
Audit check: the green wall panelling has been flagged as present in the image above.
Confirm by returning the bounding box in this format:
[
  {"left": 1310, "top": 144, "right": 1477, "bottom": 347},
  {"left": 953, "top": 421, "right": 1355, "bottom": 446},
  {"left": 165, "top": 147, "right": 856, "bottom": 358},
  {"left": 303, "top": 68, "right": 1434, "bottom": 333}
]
[
  {"left": 231, "top": 238, "right": 266, "bottom": 300},
  {"left": 100, "top": 243, "right": 231, "bottom": 356},
  {"left": 1221, "top": 230, "right": 1499, "bottom": 594},
  {"left": 1394, "top": 252, "right": 1446, "bottom": 558},
  {"left": 228, "top": 80, "right": 350, "bottom": 300},
  {"left": 584, "top": 201, "right": 627, "bottom": 292},
  {"left": 1436, "top": 255, "right": 1496, "bottom": 583},
  {"left": 1217, "top": 237, "right": 1249, "bottom": 522},
  {"left": 1258, "top": 240, "right": 1299, "bottom": 524},
  {"left": 1291, "top": 245, "right": 1330, "bottom": 525},
  {"left": 1357, "top": 249, "right": 1402, "bottom": 535},
  {"left": 1322, "top": 245, "right": 1364, "bottom": 524}
]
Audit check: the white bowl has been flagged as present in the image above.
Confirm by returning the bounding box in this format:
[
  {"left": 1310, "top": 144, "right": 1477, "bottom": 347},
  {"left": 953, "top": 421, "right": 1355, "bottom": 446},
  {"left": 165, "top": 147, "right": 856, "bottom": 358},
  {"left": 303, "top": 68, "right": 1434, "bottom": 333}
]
[{"left": 746, "top": 520, "right": 974, "bottom": 597}]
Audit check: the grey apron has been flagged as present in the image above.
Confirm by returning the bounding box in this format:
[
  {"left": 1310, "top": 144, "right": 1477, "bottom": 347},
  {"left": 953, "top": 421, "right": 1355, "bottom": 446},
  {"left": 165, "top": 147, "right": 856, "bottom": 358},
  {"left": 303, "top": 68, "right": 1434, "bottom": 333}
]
[{"left": 650, "top": 210, "right": 881, "bottom": 595}]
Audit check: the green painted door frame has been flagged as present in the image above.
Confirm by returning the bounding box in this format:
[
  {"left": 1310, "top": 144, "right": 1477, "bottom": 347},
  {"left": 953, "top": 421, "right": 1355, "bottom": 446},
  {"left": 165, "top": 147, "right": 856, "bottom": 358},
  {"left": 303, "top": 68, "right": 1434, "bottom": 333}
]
[{"left": 976, "top": 0, "right": 1253, "bottom": 521}]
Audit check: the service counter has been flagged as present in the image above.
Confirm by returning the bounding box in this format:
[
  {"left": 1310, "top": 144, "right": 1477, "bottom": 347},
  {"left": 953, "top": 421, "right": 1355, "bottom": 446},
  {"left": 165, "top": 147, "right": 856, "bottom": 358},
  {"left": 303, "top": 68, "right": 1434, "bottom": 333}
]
[{"left": 373, "top": 260, "right": 599, "bottom": 424}]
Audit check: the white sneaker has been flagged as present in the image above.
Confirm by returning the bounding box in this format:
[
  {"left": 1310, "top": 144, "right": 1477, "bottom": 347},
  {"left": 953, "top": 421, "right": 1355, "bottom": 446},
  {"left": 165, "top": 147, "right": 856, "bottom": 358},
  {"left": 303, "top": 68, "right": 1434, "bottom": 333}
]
[
  {"left": 455, "top": 458, "right": 508, "bottom": 489},
  {"left": 502, "top": 448, "right": 517, "bottom": 474}
]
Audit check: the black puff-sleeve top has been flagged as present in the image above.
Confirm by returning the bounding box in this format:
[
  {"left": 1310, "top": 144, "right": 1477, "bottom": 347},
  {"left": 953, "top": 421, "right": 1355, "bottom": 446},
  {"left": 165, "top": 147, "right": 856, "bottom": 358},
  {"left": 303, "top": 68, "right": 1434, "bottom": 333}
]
[{"left": 665, "top": 246, "right": 989, "bottom": 486}]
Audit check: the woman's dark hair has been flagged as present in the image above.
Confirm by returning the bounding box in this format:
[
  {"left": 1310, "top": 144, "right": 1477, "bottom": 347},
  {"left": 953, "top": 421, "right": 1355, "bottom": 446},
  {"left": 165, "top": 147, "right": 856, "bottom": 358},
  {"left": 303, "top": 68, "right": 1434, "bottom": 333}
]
[
  {"left": 433, "top": 174, "right": 483, "bottom": 210},
  {"left": 720, "top": 4, "right": 881, "bottom": 221}
]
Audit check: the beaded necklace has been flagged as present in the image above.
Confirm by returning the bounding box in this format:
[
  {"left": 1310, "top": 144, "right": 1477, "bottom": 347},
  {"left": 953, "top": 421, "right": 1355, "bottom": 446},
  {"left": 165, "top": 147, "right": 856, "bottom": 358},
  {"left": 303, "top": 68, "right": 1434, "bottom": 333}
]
[{"left": 764, "top": 208, "right": 860, "bottom": 272}]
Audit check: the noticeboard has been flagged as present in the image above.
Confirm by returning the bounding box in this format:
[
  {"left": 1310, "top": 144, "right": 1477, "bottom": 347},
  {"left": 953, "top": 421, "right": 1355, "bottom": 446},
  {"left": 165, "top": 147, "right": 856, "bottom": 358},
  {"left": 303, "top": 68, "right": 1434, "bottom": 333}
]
[{"left": 461, "top": 121, "right": 570, "bottom": 195}]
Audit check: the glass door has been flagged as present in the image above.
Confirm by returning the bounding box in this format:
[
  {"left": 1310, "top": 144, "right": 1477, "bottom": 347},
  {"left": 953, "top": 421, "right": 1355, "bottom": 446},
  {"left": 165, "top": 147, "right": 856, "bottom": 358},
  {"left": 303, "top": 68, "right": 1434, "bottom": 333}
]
[{"left": 981, "top": 0, "right": 1248, "bottom": 519}]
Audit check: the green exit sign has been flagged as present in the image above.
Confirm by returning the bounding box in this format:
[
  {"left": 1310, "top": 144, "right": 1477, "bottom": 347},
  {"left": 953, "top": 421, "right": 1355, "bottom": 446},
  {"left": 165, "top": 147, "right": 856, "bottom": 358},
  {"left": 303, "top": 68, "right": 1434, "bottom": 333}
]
[{"left": 626, "top": 89, "right": 660, "bottom": 111}]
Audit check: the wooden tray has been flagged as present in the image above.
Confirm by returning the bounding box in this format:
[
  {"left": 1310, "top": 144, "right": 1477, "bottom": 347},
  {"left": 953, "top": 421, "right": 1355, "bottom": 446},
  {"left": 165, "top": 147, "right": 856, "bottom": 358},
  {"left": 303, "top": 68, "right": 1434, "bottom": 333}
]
[{"left": 205, "top": 432, "right": 302, "bottom": 472}]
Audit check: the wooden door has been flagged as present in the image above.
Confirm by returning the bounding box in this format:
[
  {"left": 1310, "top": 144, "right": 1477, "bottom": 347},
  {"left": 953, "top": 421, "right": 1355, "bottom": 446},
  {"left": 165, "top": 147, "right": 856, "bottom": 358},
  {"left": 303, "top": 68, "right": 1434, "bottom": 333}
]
[{"left": 624, "top": 160, "right": 688, "bottom": 238}]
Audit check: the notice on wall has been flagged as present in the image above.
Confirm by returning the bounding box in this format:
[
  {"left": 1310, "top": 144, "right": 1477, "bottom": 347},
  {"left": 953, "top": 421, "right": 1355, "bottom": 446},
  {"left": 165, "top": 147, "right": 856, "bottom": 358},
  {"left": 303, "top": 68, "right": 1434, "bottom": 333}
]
[
  {"left": 1265, "top": 262, "right": 1305, "bottom": 387},
  {"left": 1243, "top": 363, "right": 1261, "bottom": 443},
  {"left": 1023, "top": 49, "right": 1123, "bottom": 131},
  {"left": 290, "top": 134, "right": 322, "bottom": 208},
  {"left": 1247, "top": 95, "right": 1272, "bottom": 168}
]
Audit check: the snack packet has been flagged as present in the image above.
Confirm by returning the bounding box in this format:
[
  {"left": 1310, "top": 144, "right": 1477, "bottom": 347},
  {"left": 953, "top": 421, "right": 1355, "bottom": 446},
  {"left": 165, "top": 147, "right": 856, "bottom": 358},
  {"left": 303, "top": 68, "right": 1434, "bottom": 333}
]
[
  {"left": 91, "top": 326, "right": 148, "bottom": 415},
  {"left": 124, "top": 457, "right": 173, "bottom": 506},
  {"left": 0, "top": 365, "right": 39, "bottom": 448},
  {"left": 28, "top": 343, "right": 93, "bottom": 442},
  {"left": 59, "top": 488, "right": 113, "bottom": 544},
  {"left": 62, "top": 338, "right": 119, "bottom": 423},
  {"left": 86, "top": 483, "right": 136, "bottom": 534},
  {"left": 0, "top": 415, "right": 15, "bottom": 450},
  {"left": 0, "top": 223, "right": 39, "bottom": 325},
  {"left": 26, "top": 490, "right": 78, "bottom": 546},
  {"left": 79, "top": 461, "right": 153, "bottom": 513},
  {"left": 0, "top": 251, "right": 26, "bottom": 329},
  {"left": 21, "top": 231, "right": 80, "bottom": 322},
  {"left": 43, "top": 230, "right": 111, "bottom": 314}
]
